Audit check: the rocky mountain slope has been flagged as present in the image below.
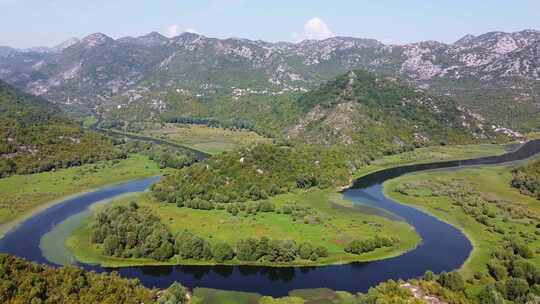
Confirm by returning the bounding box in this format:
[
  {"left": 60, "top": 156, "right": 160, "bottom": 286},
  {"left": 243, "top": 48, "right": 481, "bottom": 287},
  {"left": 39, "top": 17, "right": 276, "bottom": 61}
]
[
  {"left": 287, "top": 70, "right": 504, "bottom": 156},
  {"left": 0, "top": 30, "right": 539, "bottom": 130}
]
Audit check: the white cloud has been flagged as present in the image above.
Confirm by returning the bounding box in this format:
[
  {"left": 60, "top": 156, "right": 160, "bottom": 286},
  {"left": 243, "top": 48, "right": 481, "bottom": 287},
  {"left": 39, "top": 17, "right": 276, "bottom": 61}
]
[
  {"left": 166, "top": 24, "right": 199, "bottom": 37},
  {"left": 302, "top": 17, "right": 335, "bottom": 40}
]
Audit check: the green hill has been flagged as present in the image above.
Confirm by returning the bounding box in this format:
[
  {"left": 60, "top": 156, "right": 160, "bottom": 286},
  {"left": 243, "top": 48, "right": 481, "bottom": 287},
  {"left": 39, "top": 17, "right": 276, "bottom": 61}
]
[
  {"left": 0, "top": 80, "right": 120, "bottom": 177},
  {"left": 287, "top": 70, "right": 504, "bottom": 161}
]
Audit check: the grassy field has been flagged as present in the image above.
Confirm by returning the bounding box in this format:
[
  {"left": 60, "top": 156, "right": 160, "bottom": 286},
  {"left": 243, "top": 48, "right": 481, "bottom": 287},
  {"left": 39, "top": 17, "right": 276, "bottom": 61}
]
[
  {"left": 354, "top": 143, "right": 511, "bottom": 179},
  {"left": 142, "top": 124, "right": 270, "bottom": 154},
  {"left": 67, "top": 189, "right": 420, "bottom": 267},
  {"left": 384, "top": 157, "right": 540, "bottom": 282},
  {"left": 0, "top": 154, "right": 165, "bottom": 237}
]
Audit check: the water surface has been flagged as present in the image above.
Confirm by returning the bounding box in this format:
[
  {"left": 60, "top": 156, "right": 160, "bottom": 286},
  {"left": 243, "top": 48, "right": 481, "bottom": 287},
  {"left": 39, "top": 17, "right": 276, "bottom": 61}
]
[{"left": 1, "top": 140, "right": 539, "bottom": 296}]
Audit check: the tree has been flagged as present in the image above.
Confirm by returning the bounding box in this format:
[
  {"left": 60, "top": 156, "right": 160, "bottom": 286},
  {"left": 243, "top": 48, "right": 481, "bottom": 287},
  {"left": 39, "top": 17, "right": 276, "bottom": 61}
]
[
  {"left": 423, "top": 271, "right": 435, "bottom": 281},
  {"left": 103, "top": 235, "right": 120, "bottom": 256},
  {"left": 315, "top": 246, "right": 328, "bottom": 258},
  {"left": 437, "top": 271, "right": 465, "bottom": 292},
  {"left": 158, "top": 282, "right": 189, "bottom": 304},
  {"left": 154, "top": 240, "right": 174, "bottom": 261},
  {"left": 236, "top": 239, "right": 258, "bottom": 261},
  {"left": 478, "top": 285, "right": 505, "bottom": 304},
  {"left": 213, "top": 243, "right": 235, "bottom": 262},
  {"left": 505, "top": 278, "right": 529, "bottom": 300},
  {"left": 487, "top": 261, "right": 508, "bottom": 281},
  {"left": 298, "top": 243, "right": 314, "bottom": 260}
]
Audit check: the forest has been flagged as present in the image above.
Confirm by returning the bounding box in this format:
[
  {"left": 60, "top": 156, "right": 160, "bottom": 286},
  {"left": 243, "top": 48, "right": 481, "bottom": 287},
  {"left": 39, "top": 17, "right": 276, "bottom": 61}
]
[
  {"left": 152, "top": 143, "right": 352, "bottom": 205},
  {"left": 164, "top": 116, "right": 256, "bottom": 132},
  {"left": 0, "top": 80, "right": 121, "bottom": 178},
  {"left": 0, "top": 253, "right": 188, "bottom": 304}
]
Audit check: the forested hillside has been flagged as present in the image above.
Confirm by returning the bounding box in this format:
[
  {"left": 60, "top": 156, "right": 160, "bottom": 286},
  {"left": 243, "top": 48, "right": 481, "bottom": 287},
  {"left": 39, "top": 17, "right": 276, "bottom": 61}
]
[
  {"left": 288, "top": 70, "right": 505, "bottom": 156},
  {"left": 0, "top": 80, "right": 120, "bottom": 177},
  {"left": 152, "top": 143, "right": 351, "bottom": 205}
]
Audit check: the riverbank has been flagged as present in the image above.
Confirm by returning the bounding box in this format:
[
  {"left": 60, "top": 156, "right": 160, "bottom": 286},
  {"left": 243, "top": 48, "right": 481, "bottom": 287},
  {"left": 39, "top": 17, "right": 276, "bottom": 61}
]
[
  {"left": 0, "top": 155, "right": 165, "bottom": 238},
  {"left": 62, "top": 141, "right": 519, "bottom": 268},
  {"left": 384, "top": 157, "right": 540, "bottom": 295},
  {"left": 354, "top": 143, "right": 511, "bottom": 179}
]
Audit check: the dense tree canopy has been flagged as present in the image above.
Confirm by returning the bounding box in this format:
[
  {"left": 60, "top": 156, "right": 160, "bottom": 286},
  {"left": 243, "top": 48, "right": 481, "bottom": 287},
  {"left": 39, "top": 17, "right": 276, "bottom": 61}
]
[
  {"left": 0, "top": 80, "right": 121, "bottom": 178},
  {"left": 0, "top": 254, "right": 157, "bottom": 304},
  {"left": 511, "top": 160, "right": 540, "bottom": 200},
  {"left": 152, "top": 143, "right": 352, "bottom": 205}
]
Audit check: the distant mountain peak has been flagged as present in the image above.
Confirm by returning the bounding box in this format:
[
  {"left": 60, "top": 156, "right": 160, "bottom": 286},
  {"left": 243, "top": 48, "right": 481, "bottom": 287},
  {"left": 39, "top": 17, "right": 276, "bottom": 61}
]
[
  {"left": 80, "top": 33, "right": 113, "bottom": 48},
  {"left": 454, "top": 34, "right": 476, "bottom": 46},
  {"left": 118, "top": 32, "right": 169, "bottom": 47}
]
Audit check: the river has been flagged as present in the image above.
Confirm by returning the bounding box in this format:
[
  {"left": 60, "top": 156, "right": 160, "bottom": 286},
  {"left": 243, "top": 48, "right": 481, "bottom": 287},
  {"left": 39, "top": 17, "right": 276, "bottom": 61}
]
[{"left": 0, "top": 139, "right": 539, "bottom": 297}]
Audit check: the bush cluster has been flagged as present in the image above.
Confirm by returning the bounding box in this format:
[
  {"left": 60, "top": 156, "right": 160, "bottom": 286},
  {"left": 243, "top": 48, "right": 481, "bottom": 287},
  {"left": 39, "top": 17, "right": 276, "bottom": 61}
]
[
  {"left": 344, "top": 236, "right": 396, "bottom": 254},
  {"left": 479, "top": 241, "right": 540, "bottom": 304},
  {"left": 511, "top": 160, "right": 540, "bottom": 200}
]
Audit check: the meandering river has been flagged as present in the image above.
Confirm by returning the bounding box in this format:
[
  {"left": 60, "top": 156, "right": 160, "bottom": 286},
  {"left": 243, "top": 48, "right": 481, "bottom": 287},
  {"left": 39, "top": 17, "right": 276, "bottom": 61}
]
[{"left": 1, "top": 140, "right": 539, "bottom": 297}]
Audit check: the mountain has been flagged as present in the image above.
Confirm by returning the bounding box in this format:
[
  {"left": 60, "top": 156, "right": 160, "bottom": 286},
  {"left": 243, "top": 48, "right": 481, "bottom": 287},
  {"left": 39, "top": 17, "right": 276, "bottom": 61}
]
[
  {"left": 0, "top": 80, "right": 119, "bottom": 177},
  {"left": 0, "top": 30, "right": 539, "bottom": 131},
  {"left": 117, "top": 32, "right": 169, "bottom": 47},
  {"left": 286, "top": 70, "right": 503, "bottom": 157}
]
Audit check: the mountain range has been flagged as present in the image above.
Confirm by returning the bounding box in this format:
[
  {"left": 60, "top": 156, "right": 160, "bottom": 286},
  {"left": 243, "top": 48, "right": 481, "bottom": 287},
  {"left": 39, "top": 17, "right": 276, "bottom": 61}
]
[{"left": 0, "top": 29, "right": 539, "bottom": 133}]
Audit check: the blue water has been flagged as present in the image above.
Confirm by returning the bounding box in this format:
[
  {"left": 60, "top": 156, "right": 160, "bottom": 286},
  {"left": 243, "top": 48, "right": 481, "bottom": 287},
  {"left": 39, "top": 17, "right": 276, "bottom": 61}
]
[{"left": 1, "top": 140, "right": 539, "bottom": 297}]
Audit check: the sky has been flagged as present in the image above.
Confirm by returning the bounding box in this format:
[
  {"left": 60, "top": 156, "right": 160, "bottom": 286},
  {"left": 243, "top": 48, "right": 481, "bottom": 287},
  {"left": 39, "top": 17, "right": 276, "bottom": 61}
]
[{"left": 2, "top": 0, "right": 540, "bottom": 48}]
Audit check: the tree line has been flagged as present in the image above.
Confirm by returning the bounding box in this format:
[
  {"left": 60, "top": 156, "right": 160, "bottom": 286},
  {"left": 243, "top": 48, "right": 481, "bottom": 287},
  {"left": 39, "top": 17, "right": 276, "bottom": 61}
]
[
  {"left": 91, "top": 203, "right": 330, "bottom": 264},
  {"left": 164, "top": 116, "right": 256, "bottom": 132}
]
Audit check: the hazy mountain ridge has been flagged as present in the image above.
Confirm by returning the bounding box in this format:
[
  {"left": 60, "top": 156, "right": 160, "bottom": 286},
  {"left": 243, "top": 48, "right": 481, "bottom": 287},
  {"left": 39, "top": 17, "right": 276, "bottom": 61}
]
[{"left": 0, "top": 29, "right": 539, "bottom": 129}]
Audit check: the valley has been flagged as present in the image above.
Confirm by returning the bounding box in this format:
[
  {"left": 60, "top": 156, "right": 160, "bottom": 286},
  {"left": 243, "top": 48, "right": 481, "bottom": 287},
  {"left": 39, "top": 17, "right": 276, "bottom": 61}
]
[
  {"left": 140, "top": 123, "right": 270, "bottom": 155},
  {"left": 1, "top": 6, "right": 540, "bottom": 303}
]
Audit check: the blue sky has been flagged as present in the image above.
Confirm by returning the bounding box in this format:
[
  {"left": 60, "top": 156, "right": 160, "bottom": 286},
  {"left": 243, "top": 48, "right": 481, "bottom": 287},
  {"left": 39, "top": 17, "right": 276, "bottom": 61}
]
[{"left": 3, "top": 0, "right": 540, "bottom": 48}]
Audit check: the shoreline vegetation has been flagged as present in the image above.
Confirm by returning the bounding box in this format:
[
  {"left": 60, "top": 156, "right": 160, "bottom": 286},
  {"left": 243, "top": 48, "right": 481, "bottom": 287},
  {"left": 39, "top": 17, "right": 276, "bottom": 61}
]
[
  {"left": 66, "top": 190, "right": 420, "bottom": 268},
  {"left": 0, "top": 154, "right": 166, "bottom": 238},
  {"left": 384, "top": 156, "right": 540, "bottom": 297},
  {"left": 1, "top": 139, "right": 535, "bottom": 303},
  {"left": 64, "top": 142, "right": 512, "bottom": 268}
]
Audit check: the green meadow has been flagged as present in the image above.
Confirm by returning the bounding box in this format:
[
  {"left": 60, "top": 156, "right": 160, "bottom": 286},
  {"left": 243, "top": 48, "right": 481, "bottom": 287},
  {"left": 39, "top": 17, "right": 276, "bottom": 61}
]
[
  {"left": 0, "top": 155, "right": 165, "bottom": 237},
  {"left": 67, "top": 189, "right": 420, "bottom": 267}
]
